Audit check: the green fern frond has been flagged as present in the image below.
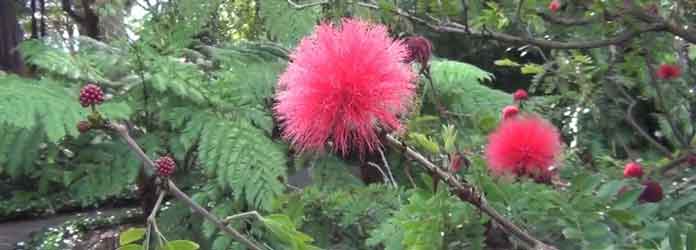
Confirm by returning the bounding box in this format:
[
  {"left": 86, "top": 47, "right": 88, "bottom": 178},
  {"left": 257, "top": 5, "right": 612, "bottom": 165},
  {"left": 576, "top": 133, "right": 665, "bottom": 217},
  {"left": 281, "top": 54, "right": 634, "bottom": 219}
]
[
  {"left": 429, "top": 59, "right": 509, "bottom": 115},
  {"left": 260, "top": 0, "right": 321, "bottom": 46},
  {"left": 0, "top": 75, "right": 133, "bottom": 142},
  {"left": 0, "top": 125, "right": 44, "bottom": 178},
  {"left": 148, "top": 56, "right": 207, "bottom": 103},
  {"left": 0, "top": 75, "right": 85, "bottom": 142},
  {"left": 18, "top": 40, "right": 108, "bottom": 83},
  {"left": 68, "top": 140, "right": 141, "bottom": 204},
  {"left": 198, "top": 116, "right": 287, "bottom": 211}
]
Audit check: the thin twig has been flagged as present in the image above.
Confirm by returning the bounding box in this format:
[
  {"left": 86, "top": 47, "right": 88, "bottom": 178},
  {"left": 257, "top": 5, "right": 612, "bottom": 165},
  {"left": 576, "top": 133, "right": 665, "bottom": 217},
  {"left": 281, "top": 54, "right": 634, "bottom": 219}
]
[
  {"left": 225, "top": 211, "right": 263, "bottom": 224},
  {"left": 367, "top": 162, "right": 393, "bottom": 187},
  {"left": 378, "top": 148, "right": 398, "bottom": 188},
  {"left": 661, "top": 151, "right": 693, "bottom": 175},
  {"left": 108, "top": 122, "right": 266, "bottom": 250},
  {"left": 286, "top": 0, "right": 328, "bottom": 8},
  {"left": 384, "top": 135, "right": 557, "bottom": 250}
]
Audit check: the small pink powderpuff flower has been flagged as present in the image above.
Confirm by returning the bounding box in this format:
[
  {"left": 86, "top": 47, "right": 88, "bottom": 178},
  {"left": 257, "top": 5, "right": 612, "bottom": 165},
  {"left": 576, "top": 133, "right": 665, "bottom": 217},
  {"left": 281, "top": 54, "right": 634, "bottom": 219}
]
[
  {"left": 656, "top": 64, "right": 681, "bottom": 80},
  {"left": 502, "top": 105, "right": 520, "bottom": 120},
  {"left": 274, "top": 18, "right": 415, "bottom": 156},
  {"left": 513, "top": 89, "right": 528, "bottom": 102},
  {"left": 485, "top": 115, "right": 562, "bottom": 179},
  {"left": 548, "top": 0, "right": 561, "bottom": 12}
]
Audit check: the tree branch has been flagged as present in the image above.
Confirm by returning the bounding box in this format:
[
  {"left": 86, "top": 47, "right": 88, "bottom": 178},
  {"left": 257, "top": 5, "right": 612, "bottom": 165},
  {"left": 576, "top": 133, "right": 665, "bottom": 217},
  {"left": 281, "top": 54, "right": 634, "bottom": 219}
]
[
  {"left": 384, "top": 135, "right": 557, "bottom": 250},
  {"left": 356, "top": 1, "right": 666, "bottom": 49},
  {"left": 536, "top": 11, "right": 596, "bottom": 26},
  {"left": 660, "top": 151, "right": 693, "bottom": 175},
  {"left": 107, "top": 122, "right": 266, "bottom": 250}
]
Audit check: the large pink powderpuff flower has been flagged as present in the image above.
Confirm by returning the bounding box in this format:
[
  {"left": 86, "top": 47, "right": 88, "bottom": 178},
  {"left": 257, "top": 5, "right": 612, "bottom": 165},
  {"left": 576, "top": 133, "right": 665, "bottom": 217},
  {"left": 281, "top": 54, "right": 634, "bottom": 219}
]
[
  {"left": 485, "top": 115, "right": 563, "bottom": 179},
  {"left": 274, "top": 18, "right": 415, "bottom": 156}
]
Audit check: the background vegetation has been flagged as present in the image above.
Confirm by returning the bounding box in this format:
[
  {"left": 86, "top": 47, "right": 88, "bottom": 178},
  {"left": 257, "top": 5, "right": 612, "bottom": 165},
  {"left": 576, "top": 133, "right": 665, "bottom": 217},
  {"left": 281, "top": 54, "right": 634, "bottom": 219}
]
[{"left": 2, "top": 0, "right": 696, "bottom": 250}]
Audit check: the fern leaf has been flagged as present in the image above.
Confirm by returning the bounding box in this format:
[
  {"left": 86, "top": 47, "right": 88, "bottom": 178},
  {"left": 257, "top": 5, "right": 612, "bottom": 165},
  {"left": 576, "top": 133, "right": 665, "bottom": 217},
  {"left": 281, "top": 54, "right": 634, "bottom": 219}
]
[
  {"left": 198, "top": 116, "right": 287, "bottom": 210},
  {"left": 429, "top": 59, "right": 509, "bottom": 115},
  {"left": 1, "top": 125, "right": 44, "bottom": 178},
  {"left": 68, "top": 140, "right": 143, "bottom": 204},
  {"left": 18, "top": 40, "right": 108, "bottom": 83},
  {"left": 260, "top": 0, "right": 321, "bottom": 46},
  {"left": 0, "top": 75, "right": 85, "bottom": 141}
]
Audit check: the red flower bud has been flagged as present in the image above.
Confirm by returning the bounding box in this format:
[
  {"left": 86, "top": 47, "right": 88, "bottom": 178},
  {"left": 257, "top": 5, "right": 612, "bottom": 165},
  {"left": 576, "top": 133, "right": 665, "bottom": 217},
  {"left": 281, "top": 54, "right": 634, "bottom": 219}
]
[
  {"left": 548, "top": 0, "right": 561, "bottom": 12},
  {"left": 154, "top": 156, "right": 176, "bottom": 177},
  {"left": 502, "top": 105, "right": 520, "bottom": 120},
  {"left": 623, "top": 162, "right": 644, "bottom": 179},
  {"left": 76, "top": 121, "right": 91, "bottom": 133},
  {"left": 403, "top": 36, "right": 433, "bottom": 67},
  {"left": 79, "top": 83, "right": 105, "bottom": 107},
  {"left": 656, "top": 64, "right": 681, "bottom": 80},
  {"left": 513, "top": 89, "right": 528, "bottom": 102},
  {"left": 639, "top": 180, "right": 663, "bottom": 203}
]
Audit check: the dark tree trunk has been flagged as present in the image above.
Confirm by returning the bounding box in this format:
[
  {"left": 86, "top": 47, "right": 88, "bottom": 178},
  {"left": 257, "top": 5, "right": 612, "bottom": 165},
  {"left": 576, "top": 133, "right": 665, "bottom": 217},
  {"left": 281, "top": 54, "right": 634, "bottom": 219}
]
[
  {"left": 61, "top": 0, "right": 101, "bottom": 40},
  {"left": 81, "top": 0, "right": 100, "bottom": 39},
  {"left": 0, "top": 0, "right": 28, "bottom": 75}
]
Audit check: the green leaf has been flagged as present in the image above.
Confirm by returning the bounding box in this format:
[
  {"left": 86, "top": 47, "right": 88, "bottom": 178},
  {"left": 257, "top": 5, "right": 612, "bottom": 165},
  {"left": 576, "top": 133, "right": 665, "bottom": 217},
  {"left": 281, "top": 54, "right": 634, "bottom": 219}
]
[
  {"left": 119, "top": 228, "right": 146, "bottom": 245},
  {"left": 613, "top": 188, "right": 642, "bottom": 210},
  {"left": 670, "top": 223, "right": 684, "bottom": 250},
  {"left": 260, "top": 0, "right": 320, "bottom": 46},
  {"left": 596, "top": 180, "right": 625, "bottom": 201},
  {"left": 494, "top": 58, "right": 521, "bottom": 67},
  {"left": 686, "top": 229, "right": 696, "bottom": 250},
  {"left": 164, "top": 240, "right": 200, "bottom": 250},
  {"left": 407, "top": 133, "right": 440, "bottom": 154},
  {"left": 117, "top": 244, "right": 143, "bottom": 250},
  {"left": 0, "top": 75, "right": 86, "bottom": 142},
  {"left": 562, "top": 228, "right": 583, "bottom": 240},
  {"left": 198, "top": 117, "right": 286, "bottom": 210},
  {"left": 262, "top": 214, "right": 319, "bottom": 250},
  {"left": 520, "top": 63, "right": 545, "bottom": 75},
  {"left": 607, "top": 209, "right": 637, "bottom": 226}
]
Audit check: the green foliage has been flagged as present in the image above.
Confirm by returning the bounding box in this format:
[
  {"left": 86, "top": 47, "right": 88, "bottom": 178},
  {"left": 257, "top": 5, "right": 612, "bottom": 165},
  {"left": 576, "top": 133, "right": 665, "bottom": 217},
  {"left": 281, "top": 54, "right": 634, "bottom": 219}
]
[
  {"left": 197, "top": 116, "right": 286, "bottom": 211},
  {"left": 259, "top": 0, "right": 321, "bottom": 46},
  {"left": 7, "top": 1, "right": 696, "bottom": 250},
  {"left": 429, "top": 59, "right": 505, "bottom": 116},
  {"left": 19, "top": 40, "right": 108, "bottom": 83},
  {"left": 67, "top": 140, "right": 142, "bottom": 204},
  {"left": 261, "top": 214, "right": 320, "bottom": 250},
  {"left": 0, "top": 75, "right": 86, "bottom": 141},
  {"left": 368, "top": 183, "right": 485, "bottom": 250}
]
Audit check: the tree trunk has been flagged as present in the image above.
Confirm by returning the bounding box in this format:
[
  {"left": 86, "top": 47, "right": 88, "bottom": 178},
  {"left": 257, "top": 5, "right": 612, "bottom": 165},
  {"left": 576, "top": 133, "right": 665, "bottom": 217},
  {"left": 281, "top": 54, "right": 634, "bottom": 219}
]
[{"left": 0, "top": 0, "right": 28, "bottom": 75}]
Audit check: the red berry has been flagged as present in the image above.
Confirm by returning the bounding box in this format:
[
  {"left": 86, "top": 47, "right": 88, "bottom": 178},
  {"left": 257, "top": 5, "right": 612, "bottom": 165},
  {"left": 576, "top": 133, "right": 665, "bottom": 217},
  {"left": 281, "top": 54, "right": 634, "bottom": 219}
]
[
  {"left": 76, "top": 121, "right": 91, "bottom": 133},
  {"left": 155, "top": 156, "right": 176, "bottom": 177},
  {"left": 548, "top": 0, "right": 561, "bottom": 12},
  {"left": 639, "top": 180, "right": 663, "bottom": 203},
  {"left": 79, "top": 84, "right": 105, "bottom": 108},
  {"left": 502, "top": 105, "right": 520, "bottom": 120},
  {"left": 623, "top": 162, "right": 644, "bottom": 179},
  {"left": 513, "top": 89, "right": 528, "bottom": 102}
]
